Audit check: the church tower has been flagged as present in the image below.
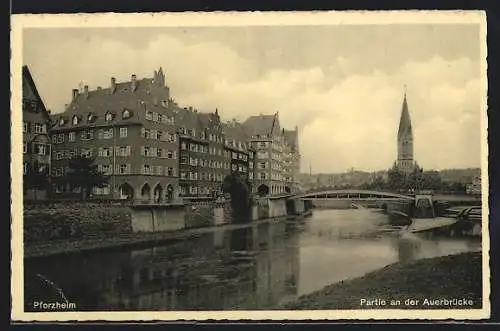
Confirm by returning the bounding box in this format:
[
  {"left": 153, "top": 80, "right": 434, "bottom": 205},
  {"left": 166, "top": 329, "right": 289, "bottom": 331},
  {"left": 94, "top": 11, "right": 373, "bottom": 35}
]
[{"left": 397, "top": 89, "right": 415, "bottom": 172}]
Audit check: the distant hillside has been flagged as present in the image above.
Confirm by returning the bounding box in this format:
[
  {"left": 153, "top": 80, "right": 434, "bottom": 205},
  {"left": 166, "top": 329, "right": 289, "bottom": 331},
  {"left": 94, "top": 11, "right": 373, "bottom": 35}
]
[{"left": 438, "top": 168, "right": 480, "bottom": 183}]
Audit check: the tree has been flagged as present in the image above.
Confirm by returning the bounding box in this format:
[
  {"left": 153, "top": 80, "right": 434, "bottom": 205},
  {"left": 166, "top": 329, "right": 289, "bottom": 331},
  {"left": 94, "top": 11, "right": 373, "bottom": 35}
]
[
  {"left": 24, "top": 161, "right": 50, "bottom": 200},
  {"left": 406, "top": 165, "right": 424, "bottom": 191},
  {"left": 420, "top": 171, "right": 443, "bottom": 191},
  {"left": 222, "top": 171, "right": 252, "bottom": 223},
  {"left": 387, "top": 163, "right": 406, "bottom": 191},
  {"left": 63, "top": 155, "right": 109, "bottom": 200}
]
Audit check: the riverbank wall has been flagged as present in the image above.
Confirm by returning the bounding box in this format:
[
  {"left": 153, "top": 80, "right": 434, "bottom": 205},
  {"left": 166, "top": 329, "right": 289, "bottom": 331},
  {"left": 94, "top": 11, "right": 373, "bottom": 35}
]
[{"left": 23, "top": 196, "right": 309, "bottom": 257}]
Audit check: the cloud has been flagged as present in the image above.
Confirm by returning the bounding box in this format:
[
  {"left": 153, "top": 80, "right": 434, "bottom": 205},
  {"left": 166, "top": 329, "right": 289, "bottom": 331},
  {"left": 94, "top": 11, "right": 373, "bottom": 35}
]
[{"left": 23, "top": 29, "right": 482, "bottom": 173}]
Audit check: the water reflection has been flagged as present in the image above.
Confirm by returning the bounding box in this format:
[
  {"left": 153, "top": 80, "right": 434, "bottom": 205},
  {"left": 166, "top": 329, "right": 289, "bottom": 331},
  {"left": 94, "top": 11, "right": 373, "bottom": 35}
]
[{"left": 24, "top": 209, "right": 481, "bottom": 311}]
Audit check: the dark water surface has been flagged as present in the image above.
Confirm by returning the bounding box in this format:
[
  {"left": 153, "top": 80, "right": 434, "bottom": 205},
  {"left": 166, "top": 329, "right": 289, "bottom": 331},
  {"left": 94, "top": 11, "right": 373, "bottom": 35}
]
[{"left": 24, "top": 209, "right": 481, "bottom": 311}]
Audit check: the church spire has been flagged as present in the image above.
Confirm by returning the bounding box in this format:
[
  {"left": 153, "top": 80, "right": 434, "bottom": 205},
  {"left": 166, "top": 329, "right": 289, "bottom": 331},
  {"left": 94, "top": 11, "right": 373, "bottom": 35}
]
[{"left": 397, "top": 87, "right": 412, "bottom": 139}]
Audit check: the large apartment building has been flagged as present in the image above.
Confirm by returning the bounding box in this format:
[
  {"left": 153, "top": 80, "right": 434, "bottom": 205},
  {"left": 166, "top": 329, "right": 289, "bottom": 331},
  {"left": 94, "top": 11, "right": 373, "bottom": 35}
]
[
  {"left": 47, "top": 68, "right": 300, "bottom": 202},
  {"left": 243, "top": 113, "right": 301, "bottom": 196},
  {"left": 50, "top": 68, "right": 180, "bottom": 202},
  {"left": 177, "top": 108, "right": 228, "bottom": 198},
  {"left": 22, "top": 65, "right": 52, "bottom": 200}
]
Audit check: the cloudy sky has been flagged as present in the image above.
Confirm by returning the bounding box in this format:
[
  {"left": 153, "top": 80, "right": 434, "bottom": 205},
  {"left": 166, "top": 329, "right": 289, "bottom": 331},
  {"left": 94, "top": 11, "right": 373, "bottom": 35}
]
[{"left": 23, "top": 24, "right": 484, "bottom": 173}]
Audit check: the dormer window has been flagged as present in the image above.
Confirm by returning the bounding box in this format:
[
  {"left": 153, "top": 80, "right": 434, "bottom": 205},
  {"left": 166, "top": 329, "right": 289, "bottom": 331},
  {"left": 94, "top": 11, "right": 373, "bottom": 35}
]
[
  {"left": 190, "top": 129, "right": 196, "bottom": 137},
  {"left": 59, "top": 117, "right": 66, "bottom": 126},
  {"left": 122, "top": 109, "right": 131, "bottom": 119},
  {"left": 179, "top": 127, "right": 186, "bottom": 135},
  {"left": 105, "top": 111, "right": 114, "bottom": 122},
  {"left": 72, "top": 115, "right": 79, "bottom": 125},
  {"left": 87, "top": 113, "right": 96, "bottom": 123}
]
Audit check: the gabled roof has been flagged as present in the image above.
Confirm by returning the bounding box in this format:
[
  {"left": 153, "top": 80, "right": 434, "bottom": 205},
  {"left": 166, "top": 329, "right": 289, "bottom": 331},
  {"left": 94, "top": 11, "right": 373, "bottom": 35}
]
[
  {"left": 242, "top": 113, "right": 276, "bottom": 137},
  {"left": 397, "top": 92, "right": 413, "bottom": 138},
  {"left": 222, "top": 120, "right": 248, "bottom": 143},
  {"left": 22, "top": 65, "right": 50, "bottom": 120}
]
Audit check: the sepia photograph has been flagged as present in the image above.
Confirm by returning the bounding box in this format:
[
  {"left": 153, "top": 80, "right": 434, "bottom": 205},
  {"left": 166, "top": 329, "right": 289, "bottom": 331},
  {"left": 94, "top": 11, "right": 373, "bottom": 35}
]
[{"left": 11, "top": 11, "right": 489, "bottom": 321}]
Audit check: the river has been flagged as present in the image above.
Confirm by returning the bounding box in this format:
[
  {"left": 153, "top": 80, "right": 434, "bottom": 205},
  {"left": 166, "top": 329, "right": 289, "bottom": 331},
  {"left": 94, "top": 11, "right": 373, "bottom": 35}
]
[{"left": 24, "top": 209, "right": 481, "bottom": 311}]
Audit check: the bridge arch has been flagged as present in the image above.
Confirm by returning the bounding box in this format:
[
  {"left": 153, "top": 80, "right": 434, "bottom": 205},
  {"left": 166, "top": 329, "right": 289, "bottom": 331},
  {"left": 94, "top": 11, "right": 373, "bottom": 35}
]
[{"left": 297, "top": 189, "right": 414, "bottom": 201}]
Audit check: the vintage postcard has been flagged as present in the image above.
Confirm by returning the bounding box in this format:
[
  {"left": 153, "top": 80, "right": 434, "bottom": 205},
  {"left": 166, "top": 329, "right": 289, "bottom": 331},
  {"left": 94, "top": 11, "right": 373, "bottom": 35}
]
[{"left": 11, "top": 11, "right": 489, "bottom": 321}]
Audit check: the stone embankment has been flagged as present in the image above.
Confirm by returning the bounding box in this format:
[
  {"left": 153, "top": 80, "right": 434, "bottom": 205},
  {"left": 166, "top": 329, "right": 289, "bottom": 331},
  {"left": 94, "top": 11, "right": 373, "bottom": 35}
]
[{"left": 23, "top": 197, "right": 309, "bottom": 258}]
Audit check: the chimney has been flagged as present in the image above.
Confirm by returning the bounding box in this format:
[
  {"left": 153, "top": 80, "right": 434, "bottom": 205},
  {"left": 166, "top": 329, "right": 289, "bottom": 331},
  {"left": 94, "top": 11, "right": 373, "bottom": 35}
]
[
  {"left": 111, "top": 77, "right": 116, "bottom": 94},
  {"left": 84, "top": 85, "right": 89, "bottom": 98},
  {"left": 72, "top": 89, "right": 79, "bottom": 100},
  {"left": 131, "top": 74, "right": 137, "bottom": 91},
  {"left": 188, "top": 106, "right": 193, "bottom": 111}
]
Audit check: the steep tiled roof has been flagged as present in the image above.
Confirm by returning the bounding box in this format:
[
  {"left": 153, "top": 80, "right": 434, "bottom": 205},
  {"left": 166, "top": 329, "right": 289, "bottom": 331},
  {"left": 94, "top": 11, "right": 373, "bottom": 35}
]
[
  {"left": 222, "top": 120, "right": 248, "bottom": 143},
  {"left": 398, "top": 93, "right": 413, "bottom": 138},
  {"left": 22, "top": 65, "right": 50, "bottom": 120},
  {"left": 51, "top": 70, "right": 171, "bottom": 131},
  {"left": 242, "top": 114, "right": 276, "bottom": 138}
]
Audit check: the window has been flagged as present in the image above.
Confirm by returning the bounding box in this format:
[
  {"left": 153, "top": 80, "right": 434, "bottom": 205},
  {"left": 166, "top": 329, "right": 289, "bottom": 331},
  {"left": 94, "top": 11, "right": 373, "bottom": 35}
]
[
  {"left": 190, "top": 129, "right": 196, "bottom": 137},
  {"left": 34, "top": 143, "right": 47, "bottom": 155},
  {"left": 259, "top": 142, "right": 268, "bottom": 148},
  {"left": 81, "top": 148, "right": 92, "bottom": 158},
  {"left": 142, "top": 164, "right": 153, "bottom": 175},
  {"left": 93, "top": 184, "right": 111, "bottom": 195},
  {"left": 260, "top": 172, "right": 267, "bottom": 180},
  {"left": 23, "top": 163, "right": 28, "bottom": 175},
  {"left": 81, "top": 130, "right": 93, "bottom": 140},
  {"left": 181, "top": 142, "right": 187, "bottom": 150},
  {"left": 119, "top": 127, "right": 127, "bottom": 138},
  {"left": 122, "top": 109, "right": 131, "bottom": 119},
  {"left": 34, "top": 123, "right": 45, "bottom": 133},
  {"left": 99, "top": 147, "right": 112, "bottom": 157},
  {"left": 145, "top": 111, "right": 153, "bottom": 120},
  {"left": 23, "top": 142, "right": 27, "bottom": 154},
  {"left": 87, "top": 113, "right": 95, "bottom": 122},
  {"left": 118, "top": 164, "right": 131, "bottom": 174},
  {"left": 23, "top": 122, "right": 27, "bottom": 133},
  {"left": 116, "top": 146, "right": 131, "bottom": 157},
  {"left": 105, "top": 112, "right": 114, "bottom": 121},
  {"left": 157, "top": 148, "right": 164, "bottom": 158},
  {"left": 103, "top": 128, "right": 113, "bottom": 139},
  {"left": 72, "top": 115, "right": 79, "bottom": 125},
  {"left": 69, "top": 132, "right": 76, "bottom": 142},
  {"left": 54, "top": 151, "right": 63, "bottom": 160},
  {"left": 59, "top": 118, "right": 66, "bottom": 126},
  {"left": 156, "top": 166, "right": 163, "bottom": 175},
  {"left": 55, "top": 134, "right": 64, "bottom": 144},
  {"left": 152, "top": 112, "right": 159, "bottom": 122}
]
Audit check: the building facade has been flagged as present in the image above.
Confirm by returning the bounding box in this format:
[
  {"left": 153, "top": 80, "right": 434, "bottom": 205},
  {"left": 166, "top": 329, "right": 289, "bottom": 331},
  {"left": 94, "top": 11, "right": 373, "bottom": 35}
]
[
  {"left": 396, "top": 91, "right": 416, "bottom": 173},
  {"left": 47, "top": 67, "right": 300, "bottom": 202},
  {"left": 243, "top": 113, "right": 301, "bottom": 196},
  {"left": 177, "top": 108, "right": 229, "bottom": 199},
  {"left": 22, "top": 65, "right": 52, "bottom": 200},
  {"left": 50, "top": 68, "right": 180, "bottom": 202}
]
